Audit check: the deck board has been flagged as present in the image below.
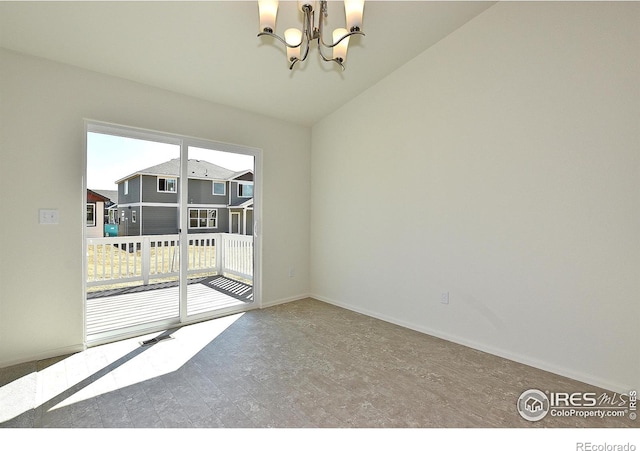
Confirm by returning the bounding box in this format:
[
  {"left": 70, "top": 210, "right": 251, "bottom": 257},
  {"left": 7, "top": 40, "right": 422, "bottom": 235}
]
[{"left": 86, "top": 276, "right": 252, "bottom": 337}]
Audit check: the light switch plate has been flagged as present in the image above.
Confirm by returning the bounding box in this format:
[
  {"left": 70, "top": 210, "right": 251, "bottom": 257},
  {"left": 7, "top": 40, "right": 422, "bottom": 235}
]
[{"left": 39, "top": 209, "right": 59, "bottom": 224}]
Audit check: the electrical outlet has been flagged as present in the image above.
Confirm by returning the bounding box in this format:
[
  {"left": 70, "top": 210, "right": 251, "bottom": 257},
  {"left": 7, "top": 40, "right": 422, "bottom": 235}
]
[
  {"left": 440, "top": 292, "right": 449, "bottom": 304},
  {"left": 288, "top": 267, "right": 295, "bottom": 278}
]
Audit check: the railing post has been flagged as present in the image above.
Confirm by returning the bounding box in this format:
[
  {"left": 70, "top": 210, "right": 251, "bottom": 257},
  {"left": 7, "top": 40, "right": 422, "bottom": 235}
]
[
  {"left": 142, "top": 236, "right": 151, "bottom": 285},
  {"left": 215, "top": 233, "right": 224, "bottom": 276}
]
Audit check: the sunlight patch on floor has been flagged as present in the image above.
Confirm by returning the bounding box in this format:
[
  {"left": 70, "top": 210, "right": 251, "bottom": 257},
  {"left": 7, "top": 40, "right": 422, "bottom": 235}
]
[
  {"left": 0, "top": 370, "right": 38, "bottom": 423},
  {"left": 39, "top": 313, "right": 244, "bottom": 412}
]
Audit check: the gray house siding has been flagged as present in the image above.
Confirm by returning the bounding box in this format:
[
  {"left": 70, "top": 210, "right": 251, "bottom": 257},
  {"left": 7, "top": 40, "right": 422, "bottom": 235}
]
[
  {"left": 117, "top": 206, "right": 141, "bottom": 236},
  {"left": 118, "top": 176, "right": 141, "bottom": 204},
  {"left": 246, "top": 210, "right": 254, "bottom": 236},
  {"left": 218, "top": 208, "right": 230, "bottom": 234},
  {"left": 116, "top": 206, "right": 234, "bottom": 236},
  {"left": 229, "top": 181, "right": 253, "bottom": 207},
  {"left": 116, "top": 206, "right": 232, "bottom": 236},
  {"left": 141, "top": 175, "right": 179, "bottom": 203},
  {"left": 142, "top": 206, "right": 179, "bottom": 235},
  {"left": 187, "top": 179, "right": 227, "bottom": 205}
]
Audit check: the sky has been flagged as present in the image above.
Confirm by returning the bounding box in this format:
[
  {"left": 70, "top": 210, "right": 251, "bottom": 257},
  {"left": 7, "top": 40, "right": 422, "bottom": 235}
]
[{"left": 87, "top": 132, "right": 254, "bottom": 190}]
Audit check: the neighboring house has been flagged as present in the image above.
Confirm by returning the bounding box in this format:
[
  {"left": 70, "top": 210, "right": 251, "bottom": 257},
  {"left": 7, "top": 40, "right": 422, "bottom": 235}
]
[
  {"left": 114, "top": 158, "right": 253, "bottom": 236},
  {"left": 86, "top": 189, "right": 117, "bottom": 238}
]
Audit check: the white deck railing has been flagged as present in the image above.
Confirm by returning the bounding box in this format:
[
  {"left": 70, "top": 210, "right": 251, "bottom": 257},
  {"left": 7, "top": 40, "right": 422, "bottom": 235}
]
[{"left": 86, "top": 233, "right": 253, "bottom": 287}]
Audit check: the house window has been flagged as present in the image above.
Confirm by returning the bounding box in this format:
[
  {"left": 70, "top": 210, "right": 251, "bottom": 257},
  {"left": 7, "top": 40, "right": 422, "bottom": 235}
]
[
  {"left": 189, "top": 208, "right": 217, "bottom": 228},
  {"left": 132, "top": 210, "right": 137, "bottom": 223},
  {"left": 158, "top": 177, "right": 177, "bottom": 193},
  {"left": 213, "top": 181, "right": 226, "bottom": 196},
  {"left": 124, "top": 180, "right": 129, "bottom": 195},
  {"left": 86, "top": 203, "right": 96, "bottom": 227},
  {"left": 238, "top": 183, "right": 253, "bottom": 198}
]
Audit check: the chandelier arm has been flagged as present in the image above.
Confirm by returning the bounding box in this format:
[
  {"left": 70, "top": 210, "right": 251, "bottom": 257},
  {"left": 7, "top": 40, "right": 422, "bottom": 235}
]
[
  {"left": 287, "top": 38, "right": 310, "bottom": 71},
  {"left": 316, "top": 44, "right": 346, "bottom": 71},
  {"left": 303, "top": 4, "right": 315, "bottom": 43},
  {"left": 319, "top": 30, "right": 365, "bottom": 49},
  {"left": 257, "top": 31, "right": 302, "bottom": 49},
  {"left": 288, "top": 28, "right": 313, "bottom": 70},
  {"left": 299, "top": 35, "right": 312, "bottom": 62},
  {"left": 299, "top": 3, "right": 313, "bottom": 62},
  {"left": 332, "top": 58, "right": 347, "bottom": 71},
  {"left": 316, "top": 0, "right": 363, "bottom": 49},
  {"left": 317, "top": 40, "right": 332, "bottom": 62},
  {"left": 317, "top": 0, "right": 326, "bottom": 43},
  {"left": 314, "top": 0, "right": 342, "bottom": 71}
]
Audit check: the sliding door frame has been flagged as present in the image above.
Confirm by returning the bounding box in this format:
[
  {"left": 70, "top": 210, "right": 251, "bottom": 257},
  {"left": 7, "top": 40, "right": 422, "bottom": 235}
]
[{"left": 83, "top": 120, "right": 263, "bottom": 345}]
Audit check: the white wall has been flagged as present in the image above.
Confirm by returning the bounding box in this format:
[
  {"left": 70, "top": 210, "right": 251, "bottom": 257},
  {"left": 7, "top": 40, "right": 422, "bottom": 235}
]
[
  {"left": 0, "top": 49, "right": 311, "bottom": 367},
  {"left": 310, "top": 2, "right": 639, "bottom": 393}
]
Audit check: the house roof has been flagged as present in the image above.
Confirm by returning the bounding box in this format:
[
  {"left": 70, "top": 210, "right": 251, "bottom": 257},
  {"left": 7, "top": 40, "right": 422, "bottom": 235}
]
[
  {"left": 230, "top": 170, "right": 254, "bottom": 182},
  {"left": 115, "top": 159, "right": 252, "bottom": 184},
  {"left": 92, "top": 189, "right": 118, "bottom": 204},
  {"left": 87, "top": 189, "right": 112, "bottom": 203},
  {"left": 229, "top": 198, "right": 254, "bottom": 209}
]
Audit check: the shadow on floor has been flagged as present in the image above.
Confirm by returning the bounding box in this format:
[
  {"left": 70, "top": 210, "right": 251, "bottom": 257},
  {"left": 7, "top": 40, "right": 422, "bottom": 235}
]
[{"left": 87, "top": 275, "right": 253, "bottom": 302}]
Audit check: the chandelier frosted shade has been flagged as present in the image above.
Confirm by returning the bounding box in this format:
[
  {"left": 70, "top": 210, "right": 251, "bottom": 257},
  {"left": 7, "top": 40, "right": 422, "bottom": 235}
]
[
  {"left": 284, "top": 28, "right": 303, "bottom": 62},
  {"left": 257, "top": 0, "right": 365, "bottom": 71},
  {"left": 332, "top": 28, "right": 349, "bottom": 63},
  {"left": 344, "top": 0, "right": 365, "bottom": 32},
  {"left": 258, "top": 0, "right": 278, "bottom": 33}
]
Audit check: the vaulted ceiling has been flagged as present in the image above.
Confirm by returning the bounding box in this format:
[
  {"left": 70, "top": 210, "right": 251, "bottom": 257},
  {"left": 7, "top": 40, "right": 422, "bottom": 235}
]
[{"left": 0, "top": 1, "right": 495, "bottom": 126}]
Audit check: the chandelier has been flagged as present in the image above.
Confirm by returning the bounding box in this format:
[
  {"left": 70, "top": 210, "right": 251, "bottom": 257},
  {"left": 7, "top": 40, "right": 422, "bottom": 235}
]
[{"left": 257, "top": 0, "right": 365, "bottom": 70}]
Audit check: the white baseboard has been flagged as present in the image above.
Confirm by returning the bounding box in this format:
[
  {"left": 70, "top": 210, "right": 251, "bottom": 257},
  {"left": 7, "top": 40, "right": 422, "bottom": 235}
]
[
  {"left": 310, "top": 293, "right": 631, "bottom": 394},
  {"left": 261, "top": 293, "right": 311, "bottom": 309},
  {"left": 0, "top": 344, "right": 86, "bottom": 370}
]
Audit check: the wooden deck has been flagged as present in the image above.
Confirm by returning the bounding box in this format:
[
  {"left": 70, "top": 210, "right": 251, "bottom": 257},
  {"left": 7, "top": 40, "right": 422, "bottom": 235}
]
[{"left": 86, "top": 276, "right": 253, "bottom": 339}]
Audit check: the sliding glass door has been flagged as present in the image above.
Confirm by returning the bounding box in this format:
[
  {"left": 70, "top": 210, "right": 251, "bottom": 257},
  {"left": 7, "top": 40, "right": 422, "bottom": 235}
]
[{"left": 84, "top": 122, "right": 260, "bottom": 345}]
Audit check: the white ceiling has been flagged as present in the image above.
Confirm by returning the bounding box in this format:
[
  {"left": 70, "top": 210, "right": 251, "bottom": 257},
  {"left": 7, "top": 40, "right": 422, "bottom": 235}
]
[{"left": 0, "top": 1, "right": 495, "bottom": 126}]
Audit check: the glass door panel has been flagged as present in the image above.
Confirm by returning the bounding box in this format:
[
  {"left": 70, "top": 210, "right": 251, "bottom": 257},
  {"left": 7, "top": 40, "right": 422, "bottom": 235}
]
[
  {"left": 85, "top": 129, "right": 181, "bottom": 343},
  {"left": 184, "top": 146, "right": 255, "bottom": 319}
]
